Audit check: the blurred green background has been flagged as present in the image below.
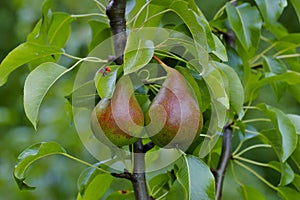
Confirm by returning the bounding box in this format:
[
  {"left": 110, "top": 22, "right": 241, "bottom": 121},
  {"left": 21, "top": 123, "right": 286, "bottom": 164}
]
[{"left": 0, "top": 0, "right": 299, "bottom": 199}]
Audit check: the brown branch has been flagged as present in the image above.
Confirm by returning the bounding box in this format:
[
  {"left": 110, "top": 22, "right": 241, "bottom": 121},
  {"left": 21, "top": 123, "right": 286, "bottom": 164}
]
[
  {"left": 106, "top": 0, "right": 127, "bottom": 64},
  {"left": 213, "top": 125, "right": 232, "bottom": 200}
]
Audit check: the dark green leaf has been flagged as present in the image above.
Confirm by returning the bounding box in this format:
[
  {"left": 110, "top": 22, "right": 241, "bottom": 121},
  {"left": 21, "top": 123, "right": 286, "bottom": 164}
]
[
  {"left": 14, "top": 142, "right": 66, "bottom": 190},
  {"left": 287, "top": 114, "right": 300, "bottom": 135},
  {"left": 290, "top": 0, "right": 300, "bottom": 24},
  {"left": 24, "top": 62, "right": 66, "bottom": 129},
  {"left": 88, "top": 20, "right": 111, "bottom": 51},
  {"left": 268, "top": 161, "right": 294, "bottom": 186},
  {"left": 257, "top": 104, "right": 297, "bottom": 162},
  {"left": 0, "top": 43, "right": 64, "bottom": 86}
]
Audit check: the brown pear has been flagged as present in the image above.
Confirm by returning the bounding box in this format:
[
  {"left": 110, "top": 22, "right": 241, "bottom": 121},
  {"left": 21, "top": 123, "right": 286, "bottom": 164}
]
[
  {"left": 146, "top": 67, "right": 202, "bottom": 149},
  {"left": 91, "top": 75, "right": 144, "bottom": 147}
]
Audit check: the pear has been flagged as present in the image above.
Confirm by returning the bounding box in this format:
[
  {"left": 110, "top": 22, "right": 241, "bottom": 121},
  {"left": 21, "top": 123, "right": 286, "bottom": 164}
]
[
  {"left": 146, "top": 66, "right": 202, "bottom": 149},
  {"left": 91, "top": 75, "right": 144, "bottom": 147}
]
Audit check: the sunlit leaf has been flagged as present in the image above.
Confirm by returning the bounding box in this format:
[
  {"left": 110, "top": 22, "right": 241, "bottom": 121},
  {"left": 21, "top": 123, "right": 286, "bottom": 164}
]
[
  {"left": 14, "top": 142, "right": 66, "bottom": 190},
  {"left": 24, "top": 62, "right": 66, "bottom": 129},
  {"left": 0, "top": 43, "right": 64, "bottom": 86},
  {"left": 94, "top": 65, "right": 122, "bottom": 99},
  {"left": 124, "top": 32, "right": 154, "bottom": 74},
  {"left": 257, "top": 104, "right": 297, "bottom": 162},
  {"left": 215, "top": 62, "right": 244, "bottom": 114}
]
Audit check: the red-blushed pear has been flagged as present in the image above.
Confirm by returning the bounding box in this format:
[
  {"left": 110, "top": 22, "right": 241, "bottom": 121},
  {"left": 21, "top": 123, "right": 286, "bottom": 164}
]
[
  {"left": 91, "top": 75, "right": 144, "bottom": 147},
  {"left": 146, "top": 66, "right": 202, "bottom": 150}
]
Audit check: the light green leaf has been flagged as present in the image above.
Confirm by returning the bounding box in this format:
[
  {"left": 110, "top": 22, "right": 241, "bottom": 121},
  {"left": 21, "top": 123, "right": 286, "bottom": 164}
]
[
  {"left": 80, "top": 174, "right": 114, "bottom": 200},
  {"left": 24, "top": 62, "right": 66, "bottom": 129},
  {"left": 226, "top": 3, "right": 262, "bottom": 52},
  {"left": 14, "top": 142, "right": 66, "bottom": 190},
  {"left": 290, "top": 0, "right": 300, "bottom": 24},
  {"left": 175, "top": 155, "right": 215, "bottom": 200},
  {"left": 88, "top": 20, "right": 111, "bottom": 51},
  {"left": 287, "top": 114, "right": 300, "bottom": 135},
  {"left": 212, "top": 34, "right": 228, "bottom": 61},
  {"left": 278, "top": 186, "right": 300, "bottom": 200},
  {"left": 124, "top": 32, "right": 154, "bottom": 74},
  {"left": 0, "top": 43, "right": 64, "bottom": 86},
  {"left": 215, "top": 62, "right": 244, "bottom": 114},
  {"left": 238, "top": 185, "right": 266, "bottom": 200},
  {"left": 106, "top": 191, "right": 135, "bottom": 200},
  {"left": 94, "top": 65, "right": 122, "bottom": 99},
  {"left": 257, "top": 104, "right": 297, "bottom": 162},
  {"left": 254, "top": 0, "right": 287, "bottom": 24}
]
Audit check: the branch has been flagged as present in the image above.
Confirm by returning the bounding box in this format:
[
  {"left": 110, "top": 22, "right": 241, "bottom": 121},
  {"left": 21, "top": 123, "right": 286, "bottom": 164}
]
[
  {"left": 213, "top": 125, "right": 232, "bottom": 200},
  {"left": 106, "top": 0, "right": 127, "bottom": 65}
]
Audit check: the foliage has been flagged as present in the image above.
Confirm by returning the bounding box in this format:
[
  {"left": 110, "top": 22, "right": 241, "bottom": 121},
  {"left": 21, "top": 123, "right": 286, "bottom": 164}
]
[{"left": 1, "top": 0, "right": 300, "bottom": 199}]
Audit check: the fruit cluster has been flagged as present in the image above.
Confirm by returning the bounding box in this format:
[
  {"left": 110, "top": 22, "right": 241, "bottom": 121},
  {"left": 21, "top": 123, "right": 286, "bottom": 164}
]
[{"left": 91, "top": 65, "right": 203, "bottom": 150}]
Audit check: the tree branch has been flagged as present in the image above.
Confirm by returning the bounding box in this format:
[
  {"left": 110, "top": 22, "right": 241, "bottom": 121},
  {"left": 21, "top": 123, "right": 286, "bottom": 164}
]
[
  {"left": 213, "top": 125, "right": 232, "bottom": 200},
  {"left": 106, "top": 0, "right": 127, "bottom": 64}
]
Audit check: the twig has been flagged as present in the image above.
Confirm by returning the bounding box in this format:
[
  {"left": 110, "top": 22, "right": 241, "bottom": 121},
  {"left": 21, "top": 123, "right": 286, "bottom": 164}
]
[
  {"left": 213, "top": 125, "right": 232, "bottom": 200},
  {"left": 106, "top": 0, "right": 127, "bottom": 64}
]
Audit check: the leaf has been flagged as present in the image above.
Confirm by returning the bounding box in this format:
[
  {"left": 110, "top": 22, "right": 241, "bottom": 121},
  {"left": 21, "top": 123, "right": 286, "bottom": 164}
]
[
  {"left": 291, "top": 135, "right": 300, "bottom": 169},
  {"left": 254, "top": 0, "right": 287, "bottom": 24},
  {"left": 149, "top": 173, "right": 171, "bottom": 198},
  {"left": 14, "top": 142, "right": 66, "bottom": 190},
  {"left": 175, "top": 155, "right": 215, "bottom": 200},
  {"left": 257, "top": 104, "right": 297, "bottom": 162},
  {"left": 268, "top": 161, "right": 294, "bottom": 186},
  {"left": 123, "top": 32, "right": 154, "bottom": 75},
  {"left": 212, "top": 34, "right": 228, "bottom": 61},
  {"left": 278, "top": 186, "right": 300, "bottom": 200},
  {"left": 226, "top": 3, "right": 262, "bottom": 53},
  {"left": 0, "top": 43, "right": 64, "bottom": 86},
  {"left": 215, "top": 62, "right": 244, "bottom": 114},
  {"left": 88, "top": 20, "right": 111, "bottom": 51},
  {"left": 287, "top": 114, "right": 300, "bottom": 135},
  {"left": 80, "top": 174, "right": 114, "bottom": 200},
  {"left": 106, "top": 191, "right": 135, "bottom": 200},
  {"left": 292, "top": 174, "right": 300, "bottom": 192},
  {"left": 238, "top": 185, "right": 266, "bottom": 200},
  {"left": 94, "top": 65, "right": 122, "bottom": 99},
  {"left": 290, "top": 0, "right": 300, "bottom": 24},
  {"left": 24, "top": 62, "right": 66, "bottom": 129}
]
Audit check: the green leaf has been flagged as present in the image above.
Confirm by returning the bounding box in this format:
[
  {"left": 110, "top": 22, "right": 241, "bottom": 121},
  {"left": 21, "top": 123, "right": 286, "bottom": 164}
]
[
  {"left": 292, "top": 174, "right": 300, "bottom": 192},
  {"left": 124, "top": 32, "right": 154, "bottom": 75},
  {"left": 14, "top": 142, "right": 66, "bottom": 190},
  {"left": 226, "top": 3, "right": 262, "bottom": 53},
  {"left": 175, "top": 155, "right": 215, "bottom": 200},
  {"left": 106, "top": 191, "right": 135, "bottom": 200},
  {"left": 149, "top": 173, "right": 172, "bottom": 198},
  {"left": 212, "top": 34, "right": 228, "bottom": 61},
  {"left": 291, "top": 135, "right": 300, "bottom": 169},
  {"left": 268, "top": 161, "right": 294, "bottom": 186},
  {"left": 278, "top": 186, "right": 300, "bottom": 200},
  {"left": 94, "top": 65, "right": 122, "bottom": 99},
  {"left": 79, "top": 173, "right": 114, "bottom": 200},
  {"left": 290, "top": 0, "right": 300, "bottom": 24},
  {"left": 24, "top": 62, "right": 66, "bottom": 129},
  {"left": 287, "top": 114, "right": 300, "bottom": 135},
  {"left": 257, "top": 104, "right": 297, "bottom": 162},
  {"left": 254, "top": 0, "right": 287, "bottom": 24},
  {"left": 0, "top": 43, "right": 64, "bottom": 86},
  {"left": 238, "top": 185, "right": 266, "bottom": 200},
  {"left": 88, "top": 20, "right": 111, "bottom": 51},
  {"left": 215, "top": 62, "right": 244, "bottom": 114}
]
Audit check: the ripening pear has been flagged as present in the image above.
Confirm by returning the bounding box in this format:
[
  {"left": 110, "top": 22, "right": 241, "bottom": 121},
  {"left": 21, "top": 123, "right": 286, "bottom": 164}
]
[
  {"left": 91, "top": 75, "right": 144, "bottom": 147},
  {"left": 146, "top": 66, "right": 202, "bottom": 149}
]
